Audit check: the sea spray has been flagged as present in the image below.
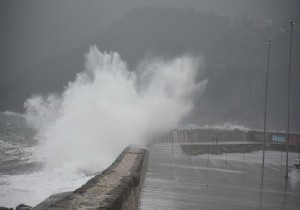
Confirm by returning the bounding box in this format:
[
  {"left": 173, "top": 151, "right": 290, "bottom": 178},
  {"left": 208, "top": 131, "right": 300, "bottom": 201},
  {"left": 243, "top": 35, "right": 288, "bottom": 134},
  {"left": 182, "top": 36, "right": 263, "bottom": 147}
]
[
  {"left": 17, "top": 46, "right": 208, "bottom": 206},
  {"left": 25, "top": 46, "right": 208, "bottom": 174}
]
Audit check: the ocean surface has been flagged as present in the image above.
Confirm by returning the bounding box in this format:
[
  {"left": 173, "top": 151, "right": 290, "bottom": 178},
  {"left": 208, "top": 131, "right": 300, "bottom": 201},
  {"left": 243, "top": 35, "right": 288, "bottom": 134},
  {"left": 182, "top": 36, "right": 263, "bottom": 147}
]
[{"left": 0, "top": 112, "right": 92, "bottom": 208}]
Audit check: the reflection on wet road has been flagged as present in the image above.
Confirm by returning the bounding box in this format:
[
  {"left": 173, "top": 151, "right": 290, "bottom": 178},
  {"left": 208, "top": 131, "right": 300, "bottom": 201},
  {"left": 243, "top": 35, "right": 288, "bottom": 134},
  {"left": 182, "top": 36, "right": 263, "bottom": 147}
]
[{"left": 139, "top": 143, "right": 300, "bottom": 210}]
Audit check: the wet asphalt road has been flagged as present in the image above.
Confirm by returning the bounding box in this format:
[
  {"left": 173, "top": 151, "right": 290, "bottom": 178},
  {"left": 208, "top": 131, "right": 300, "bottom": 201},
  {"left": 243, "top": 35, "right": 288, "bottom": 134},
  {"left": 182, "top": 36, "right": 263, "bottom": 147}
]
[{"left": 138, "top": 143, "right": 300, "bottom": 210}]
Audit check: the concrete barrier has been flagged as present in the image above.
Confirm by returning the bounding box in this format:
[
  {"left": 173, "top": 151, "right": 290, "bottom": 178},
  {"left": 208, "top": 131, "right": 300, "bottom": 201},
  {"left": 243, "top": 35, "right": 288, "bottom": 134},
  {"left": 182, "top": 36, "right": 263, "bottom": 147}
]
[{"left": 36, "top": 146, "right": 148, "bottom": 210}]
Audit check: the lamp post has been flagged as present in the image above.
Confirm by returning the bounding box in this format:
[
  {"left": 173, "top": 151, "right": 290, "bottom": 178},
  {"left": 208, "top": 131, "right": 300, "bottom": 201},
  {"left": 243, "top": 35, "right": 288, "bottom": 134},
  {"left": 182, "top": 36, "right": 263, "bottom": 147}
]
[
  {"left": 262, "top": 39, "right": 271, "bottom": 185},
  {"left": 285, "top": 21, "right": 294, "bottom": 179}
]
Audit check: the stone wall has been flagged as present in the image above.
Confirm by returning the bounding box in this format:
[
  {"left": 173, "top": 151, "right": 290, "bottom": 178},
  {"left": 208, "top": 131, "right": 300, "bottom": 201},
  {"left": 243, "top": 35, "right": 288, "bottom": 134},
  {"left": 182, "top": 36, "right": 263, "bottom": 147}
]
[
  {"left": 36, "top": 147, "right": 148, "bottom": 210},
  {"left": 167, "top": 129, "right": 249, "bottom": 143},
  {"left": 162, "top": 129, "right": 300, "bottom": 145}
]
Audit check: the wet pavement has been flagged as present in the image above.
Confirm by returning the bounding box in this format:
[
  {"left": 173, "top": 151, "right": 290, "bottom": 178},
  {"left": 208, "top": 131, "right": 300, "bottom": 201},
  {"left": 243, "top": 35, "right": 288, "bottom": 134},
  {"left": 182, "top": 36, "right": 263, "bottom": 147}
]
[{"left": 138, "top": 143, "right": 300, "bottom": 210}]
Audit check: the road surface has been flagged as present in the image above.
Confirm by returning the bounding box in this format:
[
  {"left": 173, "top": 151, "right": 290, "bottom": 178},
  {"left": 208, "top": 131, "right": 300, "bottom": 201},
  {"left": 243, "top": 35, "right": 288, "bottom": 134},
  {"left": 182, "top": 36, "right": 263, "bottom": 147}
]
[{"left": 138, "top": 143, "right": 300, "bottom": 210}]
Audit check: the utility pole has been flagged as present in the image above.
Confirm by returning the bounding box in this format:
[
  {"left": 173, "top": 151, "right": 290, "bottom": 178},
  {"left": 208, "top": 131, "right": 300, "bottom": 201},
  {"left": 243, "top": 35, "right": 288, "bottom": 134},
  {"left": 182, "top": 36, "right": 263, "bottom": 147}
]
[
  {"left": 262, "top": 39, "right": 271, "bottom": 185},
  {"left": 286, "top": 21, "right": 294, "bottom": 179}
]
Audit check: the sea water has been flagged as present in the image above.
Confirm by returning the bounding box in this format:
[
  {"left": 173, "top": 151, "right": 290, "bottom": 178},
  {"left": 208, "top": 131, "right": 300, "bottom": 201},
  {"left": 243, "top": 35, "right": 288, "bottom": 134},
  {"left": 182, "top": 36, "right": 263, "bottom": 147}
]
[{"left": 0, "top": 111, "right": 93, "bottom": 208}]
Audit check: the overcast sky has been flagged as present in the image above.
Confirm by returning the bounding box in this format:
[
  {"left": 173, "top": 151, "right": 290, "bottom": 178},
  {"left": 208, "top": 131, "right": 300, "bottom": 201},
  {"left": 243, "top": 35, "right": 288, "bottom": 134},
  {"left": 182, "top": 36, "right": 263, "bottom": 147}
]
[{"left": 1, "top": 0, "right": 284, "bottom": 74}]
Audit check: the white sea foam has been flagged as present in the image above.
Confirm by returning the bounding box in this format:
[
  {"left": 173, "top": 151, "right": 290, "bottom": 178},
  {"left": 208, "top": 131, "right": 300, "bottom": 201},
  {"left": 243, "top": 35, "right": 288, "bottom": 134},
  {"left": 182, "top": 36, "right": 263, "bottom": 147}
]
[
  {"left": 1, "top": 111, "right": 24, "bottom": 117},
  {"left": 0, "top": 170, "right": 92, "bottom": 208},
  {"left": 25, "top": 46, "right": 207, "bottom": 174},
  {"left": 4, "top": 46, "right": 208, "bottom": 207}
]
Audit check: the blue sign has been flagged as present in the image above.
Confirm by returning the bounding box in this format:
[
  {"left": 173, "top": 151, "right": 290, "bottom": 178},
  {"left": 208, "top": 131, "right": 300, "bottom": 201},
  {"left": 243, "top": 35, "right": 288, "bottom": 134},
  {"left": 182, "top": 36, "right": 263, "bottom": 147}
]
[{"left": 272, "top": 135, "right": 286, "bottom": 143}]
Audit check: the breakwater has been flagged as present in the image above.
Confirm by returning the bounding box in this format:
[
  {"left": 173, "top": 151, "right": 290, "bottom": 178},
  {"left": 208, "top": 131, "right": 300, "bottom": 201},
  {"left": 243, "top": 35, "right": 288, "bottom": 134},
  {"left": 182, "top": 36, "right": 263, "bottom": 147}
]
[
  {"left": 180, "top": 141, "right": 263, "bottom": 155},
  {"left": 149, "top": 129, "right": 300, "bottom": 155},
  {"left": 35, "top": 146, "right": 148, "bottom": 210},
  {"left": 169, "top": 129, "right": 300, "bottom": 145}
]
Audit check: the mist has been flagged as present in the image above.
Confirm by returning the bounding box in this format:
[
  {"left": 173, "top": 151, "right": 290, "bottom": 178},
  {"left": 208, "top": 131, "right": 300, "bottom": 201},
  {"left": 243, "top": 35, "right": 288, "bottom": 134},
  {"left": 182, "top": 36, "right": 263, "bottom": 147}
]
[{"left": 24, "top": 46, "right": 207, "bottom": 174}]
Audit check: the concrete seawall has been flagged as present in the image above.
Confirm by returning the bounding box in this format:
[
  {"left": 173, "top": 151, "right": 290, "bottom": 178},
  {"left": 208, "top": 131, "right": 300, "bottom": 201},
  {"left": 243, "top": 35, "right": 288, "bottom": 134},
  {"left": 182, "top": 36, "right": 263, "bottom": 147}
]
[{"left": 35, "top": 147, "right": 148, "bottom": 210}]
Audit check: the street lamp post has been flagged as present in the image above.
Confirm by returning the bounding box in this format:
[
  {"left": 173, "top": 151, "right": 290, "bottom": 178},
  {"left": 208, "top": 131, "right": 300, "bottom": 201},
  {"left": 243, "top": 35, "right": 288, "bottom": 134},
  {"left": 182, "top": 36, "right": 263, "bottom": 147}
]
[
  {"left": 285, "top": 21, "right": 294, "bottom": 179},
  {"left": 262, "top": 39, "right": 271, "bottom": 185}
]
